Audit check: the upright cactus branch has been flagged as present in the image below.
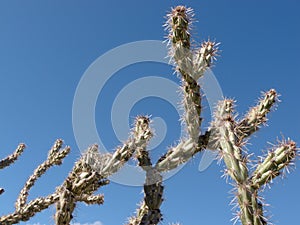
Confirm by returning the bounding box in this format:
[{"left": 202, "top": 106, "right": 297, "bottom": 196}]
[
  {"left": 167, "top": 6, "right": 201, "bottom": 140},
  {"left": 211, "top": 95, "right": 298, "bottom": 225},
  {"left": 156, "top": 6, "right": 218, "bottom": 173},
  {"left": 127, "top": 116, "right": 164, "bottom": 225}
]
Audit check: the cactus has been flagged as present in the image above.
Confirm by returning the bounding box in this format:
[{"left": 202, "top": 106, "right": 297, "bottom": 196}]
[{"left": 0, "top": 5, "right": 298, "bottom": 225}]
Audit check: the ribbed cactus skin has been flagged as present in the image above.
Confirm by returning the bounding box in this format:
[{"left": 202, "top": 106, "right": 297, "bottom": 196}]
[{"left": 0, "top": 5, "right": 298, "bottom": 225}]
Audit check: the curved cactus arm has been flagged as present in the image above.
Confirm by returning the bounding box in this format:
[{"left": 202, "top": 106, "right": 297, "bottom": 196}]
[
  {"left": 0, "top": 143, "right": 26, "bottom": 170},
  {"left": 251, "top": 139, "right": 298, "bottom": 189},
  {"left": 85, "top": 116, "right": 153, "bottom": 178},
  {"left": 15, "top": 139, "right": 70, "bottom": 211},
  {"left": 154, "top": 6, "right": 218, "bottom": 174},
  {"left": 0, "top": 193, "right": 59, "bottom": 224}
]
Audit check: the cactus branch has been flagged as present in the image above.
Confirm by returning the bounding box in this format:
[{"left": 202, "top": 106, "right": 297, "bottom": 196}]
[
  {"left": 0, "top": 5, "right": 298, "bottom": 225},
  {"left": 237, "top": 89, "right": 277, "bottom": 141},
  {"left": 127, "top": 116, "right": 164, "bottom": 225},
  {"left": 251, "top": 139, "right": 297, "bottom": 189},
  {"left": 0, "top": 143, "right": 26, "bottom": 170},
  {"left": 15, "top": 139, "right": 70, "bottom": 211},
  {"left": 55, "top": 147, "right": 108, "bottom": 225},
  {"left": 0, "top": 193, "right": 59, "bottom": 224}
]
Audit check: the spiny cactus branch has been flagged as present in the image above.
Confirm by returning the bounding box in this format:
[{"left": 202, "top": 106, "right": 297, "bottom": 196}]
[
  {"left": 251, "top": 139, "right": 297, "bottom": 189},
  {"left": 15, "top": 139, "right": 70, "bottom": 211},
  {"left": 55, "top": 148, "right": 108, "bottom": 225},
  {"left": 0, "top": 5, "right": 298, "bottom": 225},
  {"left": 75, "top": 194, "right": 105, "bottom": 205},
  {"left": 84, "top": 116, "right": 153, "bottom": 179},
  {"left": 127, "top": 116, "right": 164, "bottom": 225},
  {"left": 0, "top": 143, "right": 26, "bottom": 170},
  {"left": 0, "top": 193, "right": 59, "bottom": 224},
  {"left": 212, "top": 94, "right": 298, "bottom": 225},
  {"left": 193, "top": 40, "right": 219, "bottom": 80},
  {"left": 237, "top": 89, "right": 277, "bottom": 141}
]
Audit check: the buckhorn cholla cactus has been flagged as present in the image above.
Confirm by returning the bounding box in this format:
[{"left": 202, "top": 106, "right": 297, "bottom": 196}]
[{"left": 0, "top": 5, "right": 298, "bottom": 225}]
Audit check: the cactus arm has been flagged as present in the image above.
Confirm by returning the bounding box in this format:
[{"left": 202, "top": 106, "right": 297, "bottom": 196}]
[
  {"left": 15, "top": 139, "right": 70, "bottom": 211},
  {"left": 193, "top": 41, "right": 219, "bottom": 81},
  {"left": 251, "top": 139, "right": 297, "bottom": 189},
  {"left": 127, "top": 116, "right": 163, "bottom": 225},
  {"left": 213, "top": 100, "right": 254, "bottom": 225},
  {"left": 155, "top": 6, "right": 217, "bottom": 173},
  {"left": 75, "top": 194, "right": 104, "bottom": 205},
  {"left": 0, "top": 143, "right": 26, "bottom": 170},
  {"left": 0, "top": 193, "right": 59, "bottom": 224},
  {"left": 55, "top": 147, "right": 109, "bottom": 225},
  {"left": 167, "top": 6, "right": 202, "bottom": 141},
  {"left": 237, "top": 89, "right": 277, "bottom": 141}
]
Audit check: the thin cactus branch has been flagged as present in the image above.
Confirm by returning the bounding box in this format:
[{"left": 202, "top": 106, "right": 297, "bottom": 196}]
[
  {"left": 0, "top": 143, "right": 26, "bottom": 170},
  {"left": 0, "top": 192, "right": 59, "bottom": 224},
  {"left": 237, "top": 89, "right": 278, "bottom": 141},
  {"left": 15, "top": 139, "right": 70, "bottom": 211}
]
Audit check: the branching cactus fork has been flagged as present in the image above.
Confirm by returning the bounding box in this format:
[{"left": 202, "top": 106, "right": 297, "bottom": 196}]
[{"left": 0, "top": 5, "right": 298, "bottom": 225}]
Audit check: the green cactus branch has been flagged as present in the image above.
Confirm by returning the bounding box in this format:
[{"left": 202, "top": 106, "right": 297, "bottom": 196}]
[
  {"left": 0, "top": 5, "right": 298, "bottom": 225},
  {"left": 237, "top": 89, "right": 278, "bottom": 141},
  {"left": 211, "top": 96, "right": 298, "bottom": 225}
]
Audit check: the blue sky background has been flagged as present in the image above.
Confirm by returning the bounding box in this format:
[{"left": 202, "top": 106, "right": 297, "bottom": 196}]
[{"left": 0, "top": 0, "right": 299, "bottom": 225}]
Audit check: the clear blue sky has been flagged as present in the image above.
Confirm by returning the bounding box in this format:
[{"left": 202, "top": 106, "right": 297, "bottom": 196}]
[{"left": 0, "top": 1, "right": 299, "bottom": 225}]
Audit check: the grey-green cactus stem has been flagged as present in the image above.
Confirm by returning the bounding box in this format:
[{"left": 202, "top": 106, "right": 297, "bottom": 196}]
[
  {"left": 193, "top": 41, "right": 219, "bottom": 80},
  {"left": 214, "top": 100, "right": 254, "bottom": 224},
  {"left": 213, "top": 95, "right": 298, "bottom": 225},
  {"left": 0, "top": 5, "right": 298, "bottom": 225},
  {"left": 155, "top": 6, "right": 217, "bottom": 175},
  {"left": 237, "top": 89, "right": 277, "bottom": 141},
  {"left": 251, "top": 140, "right": 297, "bottom": 189},
  {"left": 167, "top": 6, "right": 201, "bottom": 140}
]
